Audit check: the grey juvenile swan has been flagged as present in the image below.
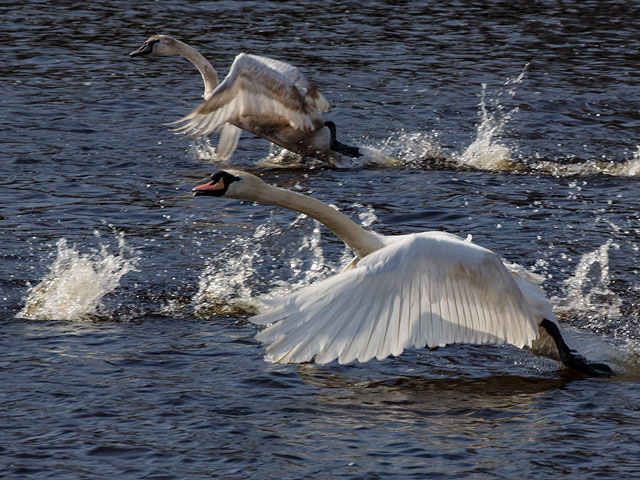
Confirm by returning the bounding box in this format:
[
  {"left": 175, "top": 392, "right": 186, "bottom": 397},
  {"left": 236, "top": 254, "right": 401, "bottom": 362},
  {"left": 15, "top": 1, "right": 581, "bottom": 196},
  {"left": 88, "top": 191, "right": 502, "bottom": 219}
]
[
  {"left": 192, "top": 170, "right": 614, "bottom": 377},
  {"left": 130, "top": 34, "right": 361, "bottom": 164}
]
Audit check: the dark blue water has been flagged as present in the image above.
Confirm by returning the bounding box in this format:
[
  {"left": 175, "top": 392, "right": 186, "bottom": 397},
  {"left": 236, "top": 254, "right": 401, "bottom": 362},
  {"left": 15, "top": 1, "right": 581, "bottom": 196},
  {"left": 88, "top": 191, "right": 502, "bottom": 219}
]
[{"left": 2, "top": 1, "right": 639, "bottom": 478}]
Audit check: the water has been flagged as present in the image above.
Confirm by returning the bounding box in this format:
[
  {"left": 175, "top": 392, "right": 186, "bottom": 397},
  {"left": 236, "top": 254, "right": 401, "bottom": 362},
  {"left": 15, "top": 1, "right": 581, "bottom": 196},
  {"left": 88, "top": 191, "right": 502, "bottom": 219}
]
[{"left": 2, "top": 1, "right": 640, "bottom": 477}]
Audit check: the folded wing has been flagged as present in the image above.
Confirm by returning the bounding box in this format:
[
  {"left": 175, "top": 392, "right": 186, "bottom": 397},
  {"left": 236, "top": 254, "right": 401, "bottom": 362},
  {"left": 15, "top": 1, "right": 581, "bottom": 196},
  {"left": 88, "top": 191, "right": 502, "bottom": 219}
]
[{"left": 251, "top": 232, "right": 540, "bottom": 364}]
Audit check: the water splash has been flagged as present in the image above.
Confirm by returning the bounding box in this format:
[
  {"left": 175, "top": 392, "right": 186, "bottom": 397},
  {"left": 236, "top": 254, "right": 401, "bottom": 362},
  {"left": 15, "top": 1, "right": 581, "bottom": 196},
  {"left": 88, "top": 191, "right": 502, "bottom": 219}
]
[
  {"left": 192, "top": 226, "right": 266, "bottom": 317},
  {"left": 449, "top": 73, "right": 640, "bottom": 176},
  {"left": 187, "top": 137, "right": 218, "bottom": 163},
  {"left": 190, "top": 206, "right": 382, "bottom": 317},
  {"left": 377, "top": 65, "right": 639, "bottom": 177},
  {"left": 355, "top": 202, "right": 378, "bottom": 227},
  {"left": 377, "top": 130, "right": 448, "bottom": 168},
  {"left": 192, "top": 215, "right": 343, "bottom": 317},
  {"left": 612, "top": 145, "right": 640, "bottom": 176},
  {"left": 553, "top": 239, "right": 622, "bottom": 325},
  {"left": 17, "top": 233, "right": 138, "bottom": 321},
  {"left": 368, "top": 68, "right": 522, "bottom": 172},
  {"left": 455, "top": 67, "right": 527, "bottom": 170},
  {"left": 255, "top": 144, "right": 402, "bottom": 169},
  {"left": 541, "top": 239, "right": 640, "bottom": 374},
  {"left": 186, "top": 82, "right": 640, "bottom": 178},
  {"left": 256, "top": 145, "right": 312, "bottom": 168}
]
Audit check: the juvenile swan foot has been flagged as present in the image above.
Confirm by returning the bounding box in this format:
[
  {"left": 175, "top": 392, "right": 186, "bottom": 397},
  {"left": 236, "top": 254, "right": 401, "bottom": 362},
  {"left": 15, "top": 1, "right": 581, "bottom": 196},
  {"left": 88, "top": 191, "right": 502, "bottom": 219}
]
[
  {"left": 324, "top": 121, "right": 361, "bottom": 158},
  {"left": 541, "top": 319, "right": 614, "bottom": 377}
]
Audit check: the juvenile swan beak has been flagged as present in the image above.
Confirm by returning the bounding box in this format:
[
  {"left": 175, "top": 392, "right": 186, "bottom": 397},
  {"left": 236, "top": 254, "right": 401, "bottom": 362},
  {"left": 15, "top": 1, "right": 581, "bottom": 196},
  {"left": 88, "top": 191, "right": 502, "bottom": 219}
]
[{"left": 129, "top": 42, "right": 153, "bottom": 57}]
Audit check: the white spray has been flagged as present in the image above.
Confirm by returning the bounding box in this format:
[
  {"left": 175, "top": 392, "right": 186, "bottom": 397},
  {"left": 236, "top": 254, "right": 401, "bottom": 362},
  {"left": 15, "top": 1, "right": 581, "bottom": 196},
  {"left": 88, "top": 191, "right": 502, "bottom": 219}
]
[{"left": 17, "top": 232, "right": 138, "bottom": 321}]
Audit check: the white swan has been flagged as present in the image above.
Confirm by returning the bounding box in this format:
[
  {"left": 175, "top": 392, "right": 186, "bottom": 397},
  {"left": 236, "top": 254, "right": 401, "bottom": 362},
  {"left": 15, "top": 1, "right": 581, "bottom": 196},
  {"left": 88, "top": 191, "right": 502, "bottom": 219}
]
[
  {"left": 129, "top": 34, "right": 362, "bottom": 164},
  {"left": 192, "top": 170, "right": 613, "bottom": 376}
]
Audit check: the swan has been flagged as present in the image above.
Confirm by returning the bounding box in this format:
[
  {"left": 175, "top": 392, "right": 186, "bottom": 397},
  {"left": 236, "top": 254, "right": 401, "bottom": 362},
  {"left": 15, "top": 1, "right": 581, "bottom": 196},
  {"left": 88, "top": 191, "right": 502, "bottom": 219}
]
[
  {"left": 192, "top": 170, "right": 614, "bottom": 376},
  {"left": 129, "top": 34, "right": 362, "bottom": 165}
]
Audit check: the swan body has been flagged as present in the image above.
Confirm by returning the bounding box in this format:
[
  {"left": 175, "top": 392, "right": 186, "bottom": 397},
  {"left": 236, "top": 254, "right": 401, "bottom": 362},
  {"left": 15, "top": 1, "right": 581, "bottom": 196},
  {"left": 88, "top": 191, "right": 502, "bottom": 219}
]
[
  {"left": 130, "top": 35, "right": 359, "bottom": 164},
  {"left": 192, "top": 170, "right": 612, "bottom": 376}
]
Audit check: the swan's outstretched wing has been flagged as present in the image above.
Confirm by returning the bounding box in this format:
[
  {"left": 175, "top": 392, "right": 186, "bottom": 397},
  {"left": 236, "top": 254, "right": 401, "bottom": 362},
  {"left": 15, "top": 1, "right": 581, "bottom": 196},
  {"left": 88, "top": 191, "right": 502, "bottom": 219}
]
[
  {"left": 173, "top": 53, "right": 329, "bottom": 137},
  {"left": 248, "top": 54, "right": 329, "bottom": 115},
  {"left": 251, "top": 232, "right": 540, "bottom": 364}
]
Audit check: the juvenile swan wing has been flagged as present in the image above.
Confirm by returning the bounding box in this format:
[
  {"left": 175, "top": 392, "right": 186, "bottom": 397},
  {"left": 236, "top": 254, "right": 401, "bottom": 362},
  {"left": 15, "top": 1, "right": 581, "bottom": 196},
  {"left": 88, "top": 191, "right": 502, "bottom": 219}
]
[
  {"left": 173, "top": 53, "right": 328, "bottom": 137},
  {"left": 251, "top": 232, "right": 539, "bottom": 364},
  {"left": 215, "top": 123, "right": 243, "bottom": 160}
]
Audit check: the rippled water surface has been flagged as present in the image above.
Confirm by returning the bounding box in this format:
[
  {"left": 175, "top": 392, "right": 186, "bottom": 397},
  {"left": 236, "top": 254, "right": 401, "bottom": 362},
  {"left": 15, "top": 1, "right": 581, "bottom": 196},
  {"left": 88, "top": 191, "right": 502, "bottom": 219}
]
[{"left": 2, "top": 1, "right": 640, "bottom": 478}]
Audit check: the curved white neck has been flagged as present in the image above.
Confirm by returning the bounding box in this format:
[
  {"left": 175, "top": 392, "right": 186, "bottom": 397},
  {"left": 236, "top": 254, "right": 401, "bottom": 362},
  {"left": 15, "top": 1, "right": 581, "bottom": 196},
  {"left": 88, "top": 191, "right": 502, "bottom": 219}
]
[
  {"left": 173, "top": 39, "right": 219, "bottom": 99},
  {"left": 243, "top": 183, "right": 385, "bottom": 259}
]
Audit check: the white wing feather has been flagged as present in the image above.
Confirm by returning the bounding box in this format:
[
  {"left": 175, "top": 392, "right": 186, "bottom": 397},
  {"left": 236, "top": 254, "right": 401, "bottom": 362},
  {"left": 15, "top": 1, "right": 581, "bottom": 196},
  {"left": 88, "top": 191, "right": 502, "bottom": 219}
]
[
  {"left": 173, "top": 53, "right": 328, "bottom": 137},
  {"left": 215, "top": 123, "right": 243, "bottom": 160},
  {"left": 251, "top": 232, "right": 540, "bottom": 364}
]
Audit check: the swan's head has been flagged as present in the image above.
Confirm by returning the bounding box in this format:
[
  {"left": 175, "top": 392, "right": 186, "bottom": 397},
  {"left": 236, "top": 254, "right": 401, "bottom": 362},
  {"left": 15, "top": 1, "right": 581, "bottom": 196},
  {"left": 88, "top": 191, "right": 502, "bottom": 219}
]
[
  {"left": 129, "top": 35, "right": 181, "bottom": 57},
  {"left": 192, "top": 170, "right": 266, "bottom": 201}
]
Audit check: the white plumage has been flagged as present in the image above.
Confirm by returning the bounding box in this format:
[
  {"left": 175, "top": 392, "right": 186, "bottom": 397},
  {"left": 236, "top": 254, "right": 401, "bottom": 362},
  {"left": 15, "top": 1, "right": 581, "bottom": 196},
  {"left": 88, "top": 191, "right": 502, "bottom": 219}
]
[
  {"left": 253, "top": 231, "right": 539, "bottom": 364},
  {"left": 192, "top": 170, "right": 613, "bottom": 375},
  {"left": 173, "top": 52, "right": 328, "bottom": 138},
  {"left": 192, "top": 170, "right": 583, "bottom": 365}
]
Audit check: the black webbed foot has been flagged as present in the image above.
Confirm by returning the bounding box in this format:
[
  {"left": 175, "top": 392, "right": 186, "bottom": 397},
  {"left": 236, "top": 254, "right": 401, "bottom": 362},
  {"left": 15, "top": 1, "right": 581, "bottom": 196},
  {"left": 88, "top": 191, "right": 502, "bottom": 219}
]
[
  {"left": 541, "top": 318, "right": 614, "bottom": 377},
  {"left": 324, "top": 121, "right": 361, "bottom": 158},
  {"left": 560, "top": 350, "right": 614, "bottom": 377},
  {"left": 585, "top": 360, "right": 614, "bottom": 376}
]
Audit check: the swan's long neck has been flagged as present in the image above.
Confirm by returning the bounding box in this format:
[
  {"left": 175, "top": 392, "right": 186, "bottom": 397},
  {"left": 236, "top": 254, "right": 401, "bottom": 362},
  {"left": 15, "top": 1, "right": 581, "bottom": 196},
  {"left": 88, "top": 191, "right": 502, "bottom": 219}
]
[
  {"left": 173, "top": 39, "right": 219, "bottom": 99},
  {"left": 247, "top": 183, "right": 385, "bottom": 259}
]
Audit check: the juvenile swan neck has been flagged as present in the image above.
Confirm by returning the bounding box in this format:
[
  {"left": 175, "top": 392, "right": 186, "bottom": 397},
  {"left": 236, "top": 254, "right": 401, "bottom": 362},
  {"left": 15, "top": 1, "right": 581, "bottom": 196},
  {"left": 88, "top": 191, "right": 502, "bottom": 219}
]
[
  {"left": 256, "top": 184, "right": 384, "bottom": 258},
  {"left": 174, "top": 39, "right": 219, "bottom": 99}
]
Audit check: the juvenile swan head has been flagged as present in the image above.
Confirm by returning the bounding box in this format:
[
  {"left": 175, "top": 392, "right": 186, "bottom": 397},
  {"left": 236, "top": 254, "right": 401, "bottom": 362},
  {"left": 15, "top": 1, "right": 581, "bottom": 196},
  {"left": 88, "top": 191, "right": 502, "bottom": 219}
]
[{"left": 129, "top": 34, "right": 181, "bottom": 57}]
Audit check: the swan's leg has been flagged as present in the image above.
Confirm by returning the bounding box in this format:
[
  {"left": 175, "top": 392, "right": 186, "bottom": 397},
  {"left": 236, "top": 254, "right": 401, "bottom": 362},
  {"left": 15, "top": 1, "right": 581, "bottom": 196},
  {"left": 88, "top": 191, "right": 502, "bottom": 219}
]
[
  {"left": 324, "top": 121, "right": 361, "bottom": 158},
  {"left": 540, "top": 319, "right": 613, "bottom": 376}
]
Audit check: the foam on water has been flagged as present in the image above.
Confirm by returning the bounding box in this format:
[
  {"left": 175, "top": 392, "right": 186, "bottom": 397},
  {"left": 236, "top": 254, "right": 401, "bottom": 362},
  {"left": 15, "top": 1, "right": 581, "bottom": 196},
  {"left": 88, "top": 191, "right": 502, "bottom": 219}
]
[
  {"left": 17, "top": 233, "right": 138, "bottom": 321},
  {"left": 527, "top": 149, "right": 640, "bottom": 177}
]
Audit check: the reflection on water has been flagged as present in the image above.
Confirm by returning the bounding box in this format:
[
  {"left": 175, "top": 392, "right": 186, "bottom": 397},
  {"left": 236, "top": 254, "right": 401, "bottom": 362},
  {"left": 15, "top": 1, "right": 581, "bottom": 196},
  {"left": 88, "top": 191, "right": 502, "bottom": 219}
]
[{"left": 286, "top": 358, "right": 633, "bottom": 478}]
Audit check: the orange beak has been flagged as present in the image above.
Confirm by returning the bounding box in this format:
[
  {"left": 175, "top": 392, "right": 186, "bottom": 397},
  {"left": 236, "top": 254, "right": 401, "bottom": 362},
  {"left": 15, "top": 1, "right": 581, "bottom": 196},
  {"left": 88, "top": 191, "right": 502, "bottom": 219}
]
[{"left": 192, "top": 178, "right": 226, "bottom": 196}]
